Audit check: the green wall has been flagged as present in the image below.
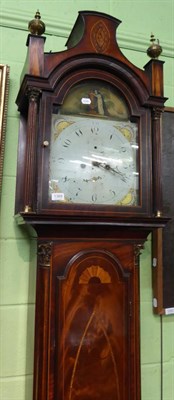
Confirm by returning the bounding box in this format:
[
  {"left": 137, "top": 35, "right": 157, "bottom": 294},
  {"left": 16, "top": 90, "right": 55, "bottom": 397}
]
[{"left": 0, "top": 1, "right": 174, "bottom": 399}]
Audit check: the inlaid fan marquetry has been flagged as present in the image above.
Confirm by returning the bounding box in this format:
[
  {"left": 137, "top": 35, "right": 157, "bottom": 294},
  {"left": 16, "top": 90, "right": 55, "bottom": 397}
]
[{"left": 79, "top": 265, "right": 111, "bottom": 284}]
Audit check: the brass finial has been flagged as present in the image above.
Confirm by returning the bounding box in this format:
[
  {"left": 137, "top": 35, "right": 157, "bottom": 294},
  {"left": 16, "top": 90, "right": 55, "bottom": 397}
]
[
  {"left": 147, "top": 34, "right": 162, "bottom": 59},
  {"left": 156, "top": 210, "right": 162, "bottom": 217},
  {"left": 28, "top": 10, "right": 45, "bottom": 36},
  {"left": 24, "top": 205, "right": 32, "bottom": 213}
]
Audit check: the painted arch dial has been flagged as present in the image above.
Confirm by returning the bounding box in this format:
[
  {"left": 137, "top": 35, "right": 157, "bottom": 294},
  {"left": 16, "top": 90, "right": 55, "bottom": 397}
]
[{"left": 49, "top": 116, "right": 139, "bottom": 205}]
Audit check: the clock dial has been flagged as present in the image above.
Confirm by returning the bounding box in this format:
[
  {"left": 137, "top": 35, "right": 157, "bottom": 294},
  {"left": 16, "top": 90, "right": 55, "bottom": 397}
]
[{"left": 49, "top": 116, "right": 139, "bottom": 205}]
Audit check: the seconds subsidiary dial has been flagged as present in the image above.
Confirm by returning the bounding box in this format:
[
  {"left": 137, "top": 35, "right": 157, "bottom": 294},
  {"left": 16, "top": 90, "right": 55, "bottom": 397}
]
[{"left": 49, "top": 116, "right": 139, "bottom": 205}]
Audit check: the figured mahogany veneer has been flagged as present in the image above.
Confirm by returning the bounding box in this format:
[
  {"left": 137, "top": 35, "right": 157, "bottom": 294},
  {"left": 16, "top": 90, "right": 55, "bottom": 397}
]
[{"left": 34, "top": 229, "right": 143, "bottom": 400}]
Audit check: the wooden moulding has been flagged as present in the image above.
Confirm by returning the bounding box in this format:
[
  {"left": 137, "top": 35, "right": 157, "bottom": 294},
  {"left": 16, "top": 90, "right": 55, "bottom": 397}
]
[
  {"left": 0, "top": 64, "right": 10, "bottom": 195},
  {"left": 152, "top": 108, "right": 174, "bottom": 314}
]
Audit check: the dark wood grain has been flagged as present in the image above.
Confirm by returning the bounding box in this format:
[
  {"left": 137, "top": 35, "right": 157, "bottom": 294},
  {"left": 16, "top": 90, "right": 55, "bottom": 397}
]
[
  {"left": 162, "top": 109, "right": 174, "bottom": 308},
  {"left": 152, "top": 109, "right": 174, "bottom": 313},
  {"left": 48, "top": 239, "right": 141, "bottom": 400},
  {"left": 33, "top": 255, "right": 50, "bottom": 399}
]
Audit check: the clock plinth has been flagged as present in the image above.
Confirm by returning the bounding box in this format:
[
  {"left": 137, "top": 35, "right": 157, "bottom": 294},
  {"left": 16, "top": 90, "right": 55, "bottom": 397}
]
[{"left": 15, "top": 10, "right": 168, "bottom": 400}]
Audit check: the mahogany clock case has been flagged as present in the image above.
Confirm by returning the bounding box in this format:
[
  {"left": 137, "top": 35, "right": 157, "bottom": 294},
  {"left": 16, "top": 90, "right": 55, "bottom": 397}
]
[
  {"left": 14, "top": 10, "right": 170, "bottom": 400},
  {"left": 15, "top": 11, "right": 167, "bottom": 224},
  {"left": 37, "top": 71, "right": 151, "bottom": 218},
  {"left": 15, "top": 72, "right": 153, "bottom": 220},
  {"left": 34, "top": 229, "right": 143, "bottom": 400}
]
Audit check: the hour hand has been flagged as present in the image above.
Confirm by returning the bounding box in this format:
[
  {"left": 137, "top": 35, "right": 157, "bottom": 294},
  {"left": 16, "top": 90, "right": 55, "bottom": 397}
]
[
  {"left": 92, "top": 160, "right": 103, "bottom": 168},
  {"left": 92, "top": 160, "right": 127, "bottom": 182},
  {"left": 92, "top": 160, "right": 111, "bottom": 170}
]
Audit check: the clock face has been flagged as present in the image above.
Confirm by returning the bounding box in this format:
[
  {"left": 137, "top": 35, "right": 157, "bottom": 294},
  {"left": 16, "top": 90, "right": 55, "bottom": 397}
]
[{"left": 49, "top": 116, "right": 139, "bottom": 206}]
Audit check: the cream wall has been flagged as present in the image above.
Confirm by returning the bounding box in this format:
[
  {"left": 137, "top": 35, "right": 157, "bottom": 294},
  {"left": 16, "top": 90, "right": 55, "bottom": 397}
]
[{"left": 0, "top": 1, "right": 174, "bottom": 399}]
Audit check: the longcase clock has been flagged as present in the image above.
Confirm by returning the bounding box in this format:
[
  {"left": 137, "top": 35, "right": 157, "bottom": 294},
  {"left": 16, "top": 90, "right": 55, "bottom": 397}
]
[{"left": 15, "top": 10, "right": 168, "bottom": 400}]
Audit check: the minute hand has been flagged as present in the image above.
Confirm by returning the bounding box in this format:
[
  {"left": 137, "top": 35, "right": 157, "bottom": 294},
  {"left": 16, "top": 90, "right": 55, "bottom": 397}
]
[{"left": 92, "top": 161, "right": 127, "bottom": 182}]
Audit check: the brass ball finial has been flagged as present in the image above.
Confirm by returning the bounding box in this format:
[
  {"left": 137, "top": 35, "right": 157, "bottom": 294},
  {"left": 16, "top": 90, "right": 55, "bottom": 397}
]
[
  {"left": 147, "top": 33, "right": 162, "bottom": 59},
  {"left": 28, "top": 10, "right": 45, "bottom": 36}
]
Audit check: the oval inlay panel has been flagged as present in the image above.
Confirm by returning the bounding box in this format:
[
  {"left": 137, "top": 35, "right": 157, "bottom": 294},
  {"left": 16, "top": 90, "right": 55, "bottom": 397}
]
[{"left": 90, "top": 20, "right": 110, "bottom": 53}]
